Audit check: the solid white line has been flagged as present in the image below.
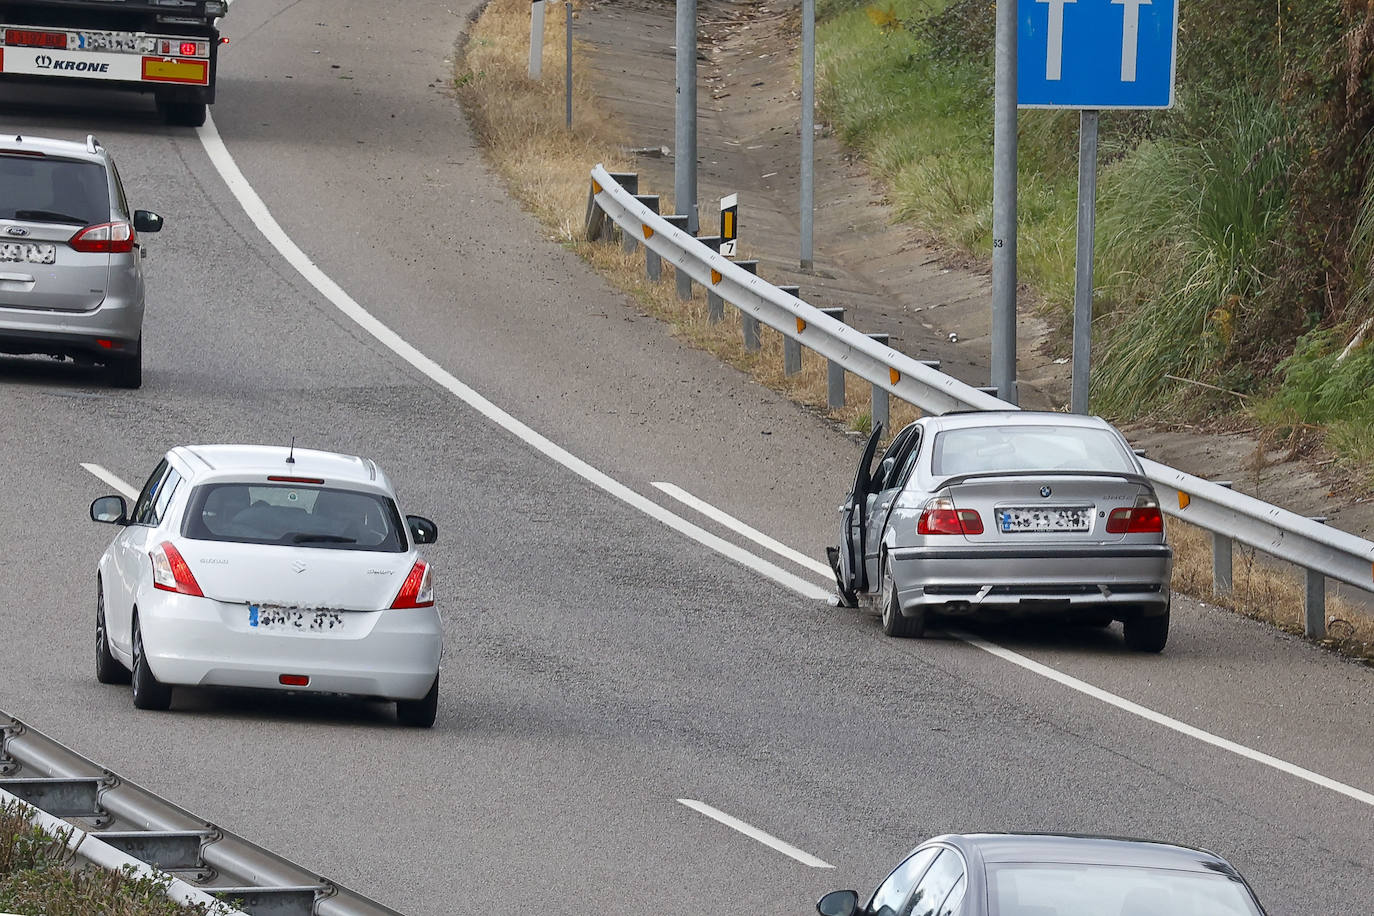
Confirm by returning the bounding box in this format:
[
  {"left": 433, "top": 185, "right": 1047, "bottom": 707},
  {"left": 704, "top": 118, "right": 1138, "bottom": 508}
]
[
  {"left": 193, "top": 113, "right": 830, "bottom": 603},
  {"left": 80, "top": 463, "right": 138, "bottom": 500},
  {"left": 958, "top": 632, "right": 1374, "bottom": 808},
  {"left": 677, "top": 798, "right": 833, "bottom": 868},
  {"left": 650, "top": 482, "right": 834, "bottom": 578}
]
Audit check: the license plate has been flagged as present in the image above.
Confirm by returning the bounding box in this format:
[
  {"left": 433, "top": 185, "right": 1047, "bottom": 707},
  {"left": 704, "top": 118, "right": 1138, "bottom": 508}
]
[
  {"left": 248, "top": 605, "right": 345, "bottom": 632},
  {"left": 999, "top": 507, "right": 1091, "bottom": 533},
  {"left": 0, "top": 242, "right": 56, "bottom": 265},
  {"left": 71, "top": 31, "right": 158, "bottom": 54}
]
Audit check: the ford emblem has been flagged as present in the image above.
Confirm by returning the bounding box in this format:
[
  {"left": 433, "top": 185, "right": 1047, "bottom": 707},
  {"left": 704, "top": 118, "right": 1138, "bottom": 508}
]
[
  {"left": 5, "top": 227, "right": 28, "bottom": 237},
  {"left": 1040, "top": 486, "right": 1053, "bottom": 498}
]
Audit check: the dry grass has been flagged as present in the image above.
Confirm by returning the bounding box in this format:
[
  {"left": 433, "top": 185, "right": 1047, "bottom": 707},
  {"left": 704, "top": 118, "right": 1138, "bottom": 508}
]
[{"left": 457, "top": 0, "right": 1371, "bottom": 660}]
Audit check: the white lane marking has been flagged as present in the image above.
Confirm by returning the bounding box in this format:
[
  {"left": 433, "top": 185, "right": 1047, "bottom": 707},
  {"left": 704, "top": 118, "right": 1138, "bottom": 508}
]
[
  {"left": 192, "top": 107, "right": 1374, "bottom": 814},
  {"left": 677, "top": 798, "right": 833, "bottom": 868},
  {"left": 651, "top": 481, "right": 834, "bottom": 578},
  {"left": 193, "top": 114, "right": 830, "bottom": 602},
  {"left": 959, "top": 632, "right": 1374, "bottom": 808},
  {"left": 80, "top": 463, "right": 138, "bottom": 500}
]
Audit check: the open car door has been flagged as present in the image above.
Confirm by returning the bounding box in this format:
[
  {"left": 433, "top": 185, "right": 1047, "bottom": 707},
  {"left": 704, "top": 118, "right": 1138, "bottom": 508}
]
[{"left": 829, "top": 423, "right": 883, "bottom": 606}]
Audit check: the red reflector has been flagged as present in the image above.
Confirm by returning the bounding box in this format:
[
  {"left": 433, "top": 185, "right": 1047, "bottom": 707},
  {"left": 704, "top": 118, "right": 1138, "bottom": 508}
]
[
  {"left": 279, "top": 674, "right": 310, "bottom": 687},
  {"left": 267, "top": 475, "right": 325, "bottom": 484},
  {"left": 97, "top": 339, "right": 114, "bottom": 349},
  {"left": 5, "top": 29, "right": 67, "bottom": 49}
]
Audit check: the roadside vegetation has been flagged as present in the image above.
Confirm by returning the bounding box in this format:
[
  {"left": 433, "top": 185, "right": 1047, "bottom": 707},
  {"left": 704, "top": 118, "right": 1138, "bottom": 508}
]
[
  {"left": 0, "top": 799, "right": 216, "bottom": 916},
  {"left": 817, "top": 0, "right": 1374, "bottom": 485}
]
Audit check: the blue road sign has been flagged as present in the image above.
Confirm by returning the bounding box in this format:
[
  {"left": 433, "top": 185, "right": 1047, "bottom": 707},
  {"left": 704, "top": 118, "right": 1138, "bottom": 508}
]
[{"left": 1018, "top": 0, "right": 1178, "bottom": 109}]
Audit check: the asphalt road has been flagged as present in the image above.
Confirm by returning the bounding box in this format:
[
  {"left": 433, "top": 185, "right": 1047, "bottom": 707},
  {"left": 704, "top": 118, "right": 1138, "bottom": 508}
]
[{"left": 0, "top": 1, "right": 1372, "bottom": 913}]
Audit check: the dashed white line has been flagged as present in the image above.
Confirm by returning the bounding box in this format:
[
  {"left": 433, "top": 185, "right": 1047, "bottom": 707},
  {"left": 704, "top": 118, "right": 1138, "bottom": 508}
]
[
  {"left": 677, "top": 798, "right": 833, "bottom": 868},
  {"left": 193, "top": 113, "right": 830, "bottom": 603},
  {"left": 650, "top": 481, "right": 834, "bottom": 578},
  {"left": 80, "top": 463, "right": 138, "bottom": 500}
]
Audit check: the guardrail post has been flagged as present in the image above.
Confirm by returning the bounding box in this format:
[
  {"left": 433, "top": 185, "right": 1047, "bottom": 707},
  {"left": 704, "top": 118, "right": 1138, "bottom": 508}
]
[
  {"left": 819, "top": 307, "right": 846, "bottom": 409},
  {"left": 868, "top": 333, "right": 890, "bottom": 430},
  {"left": 585, "top": 172, "right": 638, "bottom": 242},
  {"left": 919, "top": 359, "right": 941, "bottom": 371},
  {"left": 735, "top": 260, "right": 761, "bottom": 350},
  {"left": 648, "top": 214, "right": 688, "bottom": 283},
  {"left": 679, "top": 236, "right": 721, "bottom": 301},
  {"left": 977, "top": 386, "right": 1000, "bottom": 396},
  {"left": 778, "top": 285, "right": 802, "bottom": 375},
  {"left": 628, "top": 193, "right": 658, "bottom": 252},
  {"left": 1211, "top": 481, "right": 1234, "bottom": 597},
  {"left": 1306, "top": 517, "right": 1327, "bottom": 638}
]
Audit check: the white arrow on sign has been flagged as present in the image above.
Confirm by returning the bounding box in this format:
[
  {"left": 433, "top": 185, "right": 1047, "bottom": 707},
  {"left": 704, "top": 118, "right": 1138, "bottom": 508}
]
[
  {"left": 1036, "top": 0, "right": 1076, "bottom": 81},
  {"left": 1111, "top": 0, "right": 1152, "bottom": 82}
]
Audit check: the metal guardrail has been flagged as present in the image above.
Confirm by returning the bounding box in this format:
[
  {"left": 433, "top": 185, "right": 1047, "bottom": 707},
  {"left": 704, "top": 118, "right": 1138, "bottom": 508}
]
[
  {"left": 0, "top": 713, "right": 401, "bottom": 916},
  {"left": 587, "top": 164, "right": 1374, "bottom": 636}
]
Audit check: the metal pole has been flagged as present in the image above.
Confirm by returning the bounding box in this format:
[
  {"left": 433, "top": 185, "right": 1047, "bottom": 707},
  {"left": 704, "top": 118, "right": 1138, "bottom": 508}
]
[
  {"left": 800, "top": 0, "right": 815, "bottom": 270},
  {"left": 1212, "top": 481, "right": 1234, "bottom": 596},
  {"left": 565, "top": 2, "right": 573, "bottom": 130},
  {"left": 675, "top": 0, "right": 699, "bottom": 234},
  {"left": 991, "top": 0, "right": 1018, "bottom": 403},
  {"left": 529, "top": 0, "right": 545, "bottom": 80},
  {"left": 1071, "top": 109, "right": 1099, "bottom": 414},
  {"left": 820, "top": 307, "right": 846, "bottom": 409}
]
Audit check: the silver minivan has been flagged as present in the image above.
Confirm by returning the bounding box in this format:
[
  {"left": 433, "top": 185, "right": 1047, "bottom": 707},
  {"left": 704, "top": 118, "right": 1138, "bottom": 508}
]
[{"left": 0, "top": 134, "right": 163, "bottom": 388}]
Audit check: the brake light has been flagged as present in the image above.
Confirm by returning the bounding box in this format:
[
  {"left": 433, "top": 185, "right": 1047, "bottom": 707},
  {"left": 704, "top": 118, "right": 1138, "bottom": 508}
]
[
  {"left": 1106, "top": 498, "right": 1164, "bottom": 534},
  {"left": 5, "top": 29, "right": 67, "bottom": 49},
  {"left": 390, "top": 560, "right": 434, "bottom": 609},
  {"left": 70, "top": 221, "right": 135, "bottom": 254},
  {"left": 149, "top": 542, "right": 204, "bottom": 597},
  {"left": 917, "top": 498, "right": 984, "bottom": 535},
  {"left": 267, "top": 475, "right": 325, "bottom": 484}
]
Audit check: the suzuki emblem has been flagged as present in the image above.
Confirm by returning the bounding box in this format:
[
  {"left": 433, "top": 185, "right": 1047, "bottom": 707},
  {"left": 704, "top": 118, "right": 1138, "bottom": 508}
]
[
  {"left": 291, "top": 560, "right": 307, "bottom": 574},
  {"left": 5, "top": 227, "right": 28, "bottom": 237},
  {"left": 1040, "top": 486, "right": 1053, "bottom": 498}
]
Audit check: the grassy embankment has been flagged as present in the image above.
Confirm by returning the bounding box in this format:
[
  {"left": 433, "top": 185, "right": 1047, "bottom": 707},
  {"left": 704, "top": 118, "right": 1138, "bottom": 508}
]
[
  {"left": 817, "top": 0, "right": 1374, "bottom": 482},
  {"left": 457, "top": 0, "right": 918, "bottom": 435},
  {"left": 455, "top": 0, "right": 1373, "bottom": 654},
  {"left": 0, "top": 799, "right": 217, "bottom": 915}
]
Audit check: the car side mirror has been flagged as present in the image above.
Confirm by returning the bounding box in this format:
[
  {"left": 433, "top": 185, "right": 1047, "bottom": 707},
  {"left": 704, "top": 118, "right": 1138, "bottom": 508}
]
[
  {"left": 406, "top": 515, "right": 438, "bottom": 545},
  {"left": 133, "top": 210, "right": 163, "bottom": 233},
  {"left": 90, "top": 495, "right": 128, "bottom": 525},
  {"left": 817, "top": 890, "right": 859, "bottom": 916}
]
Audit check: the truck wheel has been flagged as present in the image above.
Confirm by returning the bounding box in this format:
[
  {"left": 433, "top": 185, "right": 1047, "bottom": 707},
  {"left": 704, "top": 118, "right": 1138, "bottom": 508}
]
[{"left": 160, "top": 101, "right": 207, "bottom": 128}]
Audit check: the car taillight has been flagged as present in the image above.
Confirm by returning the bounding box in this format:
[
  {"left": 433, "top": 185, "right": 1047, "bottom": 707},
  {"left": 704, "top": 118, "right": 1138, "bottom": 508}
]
[
  {"left": 69, "top": 221, "right": 135, "bottom": 254},
  {"left": 1106, "top": 497, "right": 1164, "bottom": 534},
  {"left": 917, "top": 498, "right": 984, "bottom": 535},
  {"left": 390, "top": 560, "right": 434, "bottom": 609},
  {"left": 149, "top": 542, "right": 204, "bottom": 597}
]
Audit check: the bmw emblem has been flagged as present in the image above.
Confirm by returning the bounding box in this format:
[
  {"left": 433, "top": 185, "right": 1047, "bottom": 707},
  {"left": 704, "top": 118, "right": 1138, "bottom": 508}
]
[
  {"left": 1040, "top": 486, "right": 1053, "bottom": 498},
  {"left": 5, "top": 227, "right": 28, "bottom": 237}
]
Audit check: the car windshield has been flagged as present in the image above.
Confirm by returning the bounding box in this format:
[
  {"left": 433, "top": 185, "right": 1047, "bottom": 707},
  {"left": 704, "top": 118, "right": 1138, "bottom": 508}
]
[
  {"left": 0, "top": 155, "right": 111, "bottom": 225},
  {"left": 989, "top": 863, "right": 1263, "bottom": 916},
  {"left": 182, "top": 483, "right": 406, "bottom": 552},
  {"left": 931, "top": 425, "right": 1136, "bottom": 477}
]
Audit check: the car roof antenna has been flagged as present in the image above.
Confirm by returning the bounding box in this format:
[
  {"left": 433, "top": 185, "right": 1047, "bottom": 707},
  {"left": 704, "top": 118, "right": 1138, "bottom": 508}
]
[{"left": 286, "top": 437, "right": 296, "bottom": 465}]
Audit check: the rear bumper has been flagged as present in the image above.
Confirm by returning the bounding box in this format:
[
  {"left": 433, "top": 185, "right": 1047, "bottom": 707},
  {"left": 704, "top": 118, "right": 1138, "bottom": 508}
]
[
  {"left": 0, "top": 293, "right": 142, "bottom": 359},
  {"left": 139, "top": 593, "right": 443, "bottom": 701},
  {"left": 888, "top": 544, "right": 1172, "bottom": 618}
]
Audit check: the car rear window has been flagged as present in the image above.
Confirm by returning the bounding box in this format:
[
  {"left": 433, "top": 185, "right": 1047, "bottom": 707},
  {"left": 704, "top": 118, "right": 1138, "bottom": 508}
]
[
  {"left": 0, "top": 155, "right": 112, "bottom": 225},
  {"left": 931, "top": 425, "right": 1136, "bottom": 477},
  {"left": 182, "top": 483, "right": 406, "bottom": 552},
  {"left": 989, "top": 863, "right": 1262, "bottom": 916}
]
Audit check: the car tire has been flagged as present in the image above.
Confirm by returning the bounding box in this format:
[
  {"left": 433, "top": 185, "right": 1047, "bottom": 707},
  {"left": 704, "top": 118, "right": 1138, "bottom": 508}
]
[
  {"left": 131, "top": 617, "right": 173, "bottom": 710},
  {"left": 880, "top": 557, "right": 923, "bottom": 639},
  {"left": 1123, "top": 607, "right": 1169, "bottom": 653},
  {"left": 95, "top": 582, "right": 130, "bottom": 685},
  {"left": 107, "top": 347, "right": 142, "bottom": 390},
  {"left": 396, "top": 675, "right": 438, "bottom": 728},
  {"left": 160, "top": 101, "right": 207, "bottom": 128}
]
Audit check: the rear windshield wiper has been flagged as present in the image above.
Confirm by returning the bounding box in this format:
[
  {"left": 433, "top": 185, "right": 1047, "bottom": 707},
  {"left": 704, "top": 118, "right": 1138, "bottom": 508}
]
[
  {"left": 11, "top": 209, "right": 89, "bottom": 225},
  {"left": 289, "top": 533, "right": 357, "bottom": 544}
]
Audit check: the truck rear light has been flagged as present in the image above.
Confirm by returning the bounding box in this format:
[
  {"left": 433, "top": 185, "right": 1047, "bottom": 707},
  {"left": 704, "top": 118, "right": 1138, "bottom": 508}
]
[
  {"left": 5, "top": 29, "right": 67, "bottom": 49},
  {"left": 70, "top": 221, "right": 135, "bottom": 254},
  {"left": 917, "top": 498, "right": 984, "bottom": 535},
  {"left": 390, "top": 560, "right": 434, "bottom": 609},
  {"left": 150, "top": 542, "right": 204, "bottom": 597},
  {"left": 1106, "top": 497, "right": 1164, "bottom": 534}
]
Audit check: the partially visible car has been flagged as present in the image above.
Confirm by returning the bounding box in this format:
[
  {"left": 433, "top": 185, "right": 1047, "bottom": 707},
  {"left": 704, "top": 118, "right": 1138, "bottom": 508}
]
[
  {"left": 89, "top": 444, "right": 443, "bottom": 726},
  {"left": 828, "top": 411, "right": 1172, "bottom": 651},
  {"left": 0, "top": 133, "right": 163, "bottom": 388},
  {"left": 816, "top": 833, "right": 1267, "bottom": 916}
]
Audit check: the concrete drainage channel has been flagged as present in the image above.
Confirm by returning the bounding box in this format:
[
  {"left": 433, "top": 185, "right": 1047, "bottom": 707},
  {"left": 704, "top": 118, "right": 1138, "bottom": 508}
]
[{"left": 0, "top": 712, "right": 400, "bottom": 916}]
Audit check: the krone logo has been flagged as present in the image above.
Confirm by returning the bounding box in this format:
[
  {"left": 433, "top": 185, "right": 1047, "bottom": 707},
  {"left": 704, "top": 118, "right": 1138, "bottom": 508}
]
[{"left": 35, "top": 54, "right": 53, "bottom": 68}]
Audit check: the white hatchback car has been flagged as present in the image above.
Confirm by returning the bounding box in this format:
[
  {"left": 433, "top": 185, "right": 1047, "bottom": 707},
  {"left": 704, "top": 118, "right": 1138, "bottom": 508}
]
[{"left": 89, "top": 445, "right": 443, "bottom": 726}]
